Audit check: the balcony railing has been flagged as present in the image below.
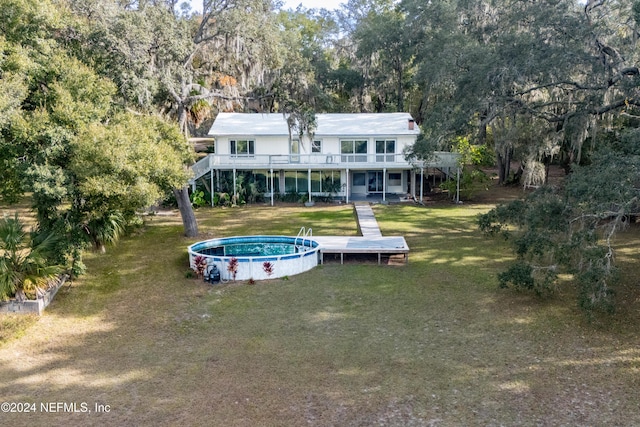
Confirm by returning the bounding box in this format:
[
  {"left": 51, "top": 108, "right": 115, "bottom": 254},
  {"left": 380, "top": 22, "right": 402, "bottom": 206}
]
[{"left": 191, "top": 152, "right": 460, "bottom": 180}]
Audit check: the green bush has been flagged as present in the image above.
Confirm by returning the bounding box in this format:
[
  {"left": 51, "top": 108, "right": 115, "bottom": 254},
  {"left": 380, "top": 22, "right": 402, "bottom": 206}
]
[
  {"left": 190, "top": 190, "right": 207, "bottom": 208},
  {"left": 440, "top": 167, "right": 490, "bottom": 200}
]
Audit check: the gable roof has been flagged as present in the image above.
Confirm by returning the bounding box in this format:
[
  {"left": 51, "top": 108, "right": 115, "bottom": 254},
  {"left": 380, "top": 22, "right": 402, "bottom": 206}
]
[{"left": 208, "top": 112, "right": 420, "bottom": 137}]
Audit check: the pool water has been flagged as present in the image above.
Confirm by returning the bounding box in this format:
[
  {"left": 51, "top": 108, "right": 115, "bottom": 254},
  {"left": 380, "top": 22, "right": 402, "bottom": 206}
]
[
  {"left": 196, "top": 242, "right": 296, "bottom": 257},
  {"left": 222, "top": 242, "right": 296, "bottom": 257}
]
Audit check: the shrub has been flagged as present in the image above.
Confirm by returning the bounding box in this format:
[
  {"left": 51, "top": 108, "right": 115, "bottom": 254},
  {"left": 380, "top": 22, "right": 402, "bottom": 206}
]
[
  {"left": 440, "top": 167, "right": 490, "bottom": 201},
  {"left": 262, "top": 261, "right": 274, "bottom": 277},
  {"left": 227, "top": 257, "right": 239, "bottom": 281},
  {"left": 190, "top": 190, "right": 207, "bottom": 208},
  {"left": 193, "top": 255, "right": 207, "bottom": 279}
]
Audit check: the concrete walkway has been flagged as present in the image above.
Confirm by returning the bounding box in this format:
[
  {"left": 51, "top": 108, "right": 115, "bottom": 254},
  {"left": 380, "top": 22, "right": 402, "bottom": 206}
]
[{"left": 354, "top": 203, "right": 383, "bottom": 237}]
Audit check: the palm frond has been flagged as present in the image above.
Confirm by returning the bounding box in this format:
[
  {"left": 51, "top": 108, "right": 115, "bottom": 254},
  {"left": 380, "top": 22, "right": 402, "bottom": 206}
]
[
  {"left": 85, "top": 211, "right": 127, "bottom": 252},
  {"left": 0, "top": 214, "right": 63, "bottom": 300},
  {"left": 0, "top": 214, "right": 27, "bottom": 253}
]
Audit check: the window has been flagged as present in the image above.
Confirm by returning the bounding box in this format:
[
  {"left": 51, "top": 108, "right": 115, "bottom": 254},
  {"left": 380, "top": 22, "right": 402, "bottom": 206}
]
[
  {"left": 321, "top": 170, "right": 341, "bottom": 194},
  {"left": 230, "top": 140, "right": 255, "bottom": 157},
  {"left": 341, "top": 140, "right": 367, "bottom": 162},
  {"left": 252, "top": 170, "right": 268, "bottom": 191},
  {"left": 353, "top": 172, "right": 366, "bottom": 186},
  {"left": 284, "top": 170, "right": 308, "bottom": 193},
  {"left": 376, "top": 139, "right": 396, "bottom": 162},
  {"left": 256, "top": 170, "right": 278, "bottom": 194},
  {"left": 311, "top": 171, "right": 321, "bottom": 192},
  {"left": 368, "top": 171, "right": 383, "bottom": 192},
  {"left": 291, "top": 138, "right": 300, "bottom": 162},
  {"left": 312, "top": 140, "right": 322, "bottom": 153},
  {"left": 388, "top": 172, "right": 402, "bottom": 186},
  {"left": 284, "top": 171, "right": 297, "bottom": 193}
]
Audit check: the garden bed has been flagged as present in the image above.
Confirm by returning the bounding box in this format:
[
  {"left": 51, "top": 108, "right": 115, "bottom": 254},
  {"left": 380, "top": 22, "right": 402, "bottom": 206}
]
[{"left": 0, "top": 274, "right": 69, "bottom": 315}]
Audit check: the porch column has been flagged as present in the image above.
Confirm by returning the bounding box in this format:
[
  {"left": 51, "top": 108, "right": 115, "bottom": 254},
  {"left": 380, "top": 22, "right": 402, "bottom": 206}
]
[
  {"left": 279, "top": 170, "right": 285, "bottom": 194},
  {"left": 270, "top": 168, "right": 274, "bottom": 206},
  {"left": 346, "top": 168, "right": 350, "bottom": 204},
  {"left": 210, "top": 170, "right": 214, "bottom": 207},
  {"left": 420, "top": 167, "right": 424, "bottom": 202},
  {"left": 382, "top": 167, "right": 387, "bottom": 202},
  {"left": 456, "top": 167, "right": 461, "bottom": 204},
  {"left": 410, "top": 170, "right": 415, "bottom": 200},
  {"left": 233, "top": 168, "right": 237, "bottom": 203},
  {"left": 308, "top": 168, "right": 312, "bottom": 203}
]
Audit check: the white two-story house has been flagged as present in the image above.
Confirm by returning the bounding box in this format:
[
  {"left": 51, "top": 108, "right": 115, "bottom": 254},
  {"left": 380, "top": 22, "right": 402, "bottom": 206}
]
[{"left": 190, "top": 112, "right": 460, "bottom": 205}]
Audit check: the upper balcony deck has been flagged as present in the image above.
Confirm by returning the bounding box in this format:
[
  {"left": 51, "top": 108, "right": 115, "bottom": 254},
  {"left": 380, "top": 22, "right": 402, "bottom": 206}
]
[{"left": 191, "top": 152, "right": 460, "bottom": 180}]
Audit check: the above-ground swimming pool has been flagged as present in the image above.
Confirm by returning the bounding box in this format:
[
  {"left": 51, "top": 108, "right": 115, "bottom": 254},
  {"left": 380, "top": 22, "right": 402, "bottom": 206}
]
[{"left": 188, "top": 235, "right": 320, "bottom": 281}]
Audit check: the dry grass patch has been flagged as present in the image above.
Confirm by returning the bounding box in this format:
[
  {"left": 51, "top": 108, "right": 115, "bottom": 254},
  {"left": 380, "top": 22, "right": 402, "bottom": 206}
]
[{"left": 0, "top": 314, "right": 39, "bottom": 343}]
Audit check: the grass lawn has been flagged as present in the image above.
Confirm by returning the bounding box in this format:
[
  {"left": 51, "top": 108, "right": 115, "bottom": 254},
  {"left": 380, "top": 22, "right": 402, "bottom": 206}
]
[{"left": 1, "top": 198, "right": 640, "bottom": 426}]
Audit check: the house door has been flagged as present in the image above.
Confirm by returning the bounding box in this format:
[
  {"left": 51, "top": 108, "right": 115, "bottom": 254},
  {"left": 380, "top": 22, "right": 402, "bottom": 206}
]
[{"left": 367, "top": 171, "right": 384, "bottom": 193}]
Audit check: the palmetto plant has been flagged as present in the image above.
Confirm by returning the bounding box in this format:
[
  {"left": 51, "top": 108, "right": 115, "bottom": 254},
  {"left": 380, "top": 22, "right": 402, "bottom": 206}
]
[
  {"left": 0, "top": 214, "right": 63, "bottom": 301},
  {"left": 83, "top": 211, "right": 126, "bottom": 253}
]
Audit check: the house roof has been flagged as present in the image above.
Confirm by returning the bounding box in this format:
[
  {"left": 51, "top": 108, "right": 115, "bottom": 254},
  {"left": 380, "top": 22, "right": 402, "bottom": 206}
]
[{"left": 208, "top": 112, "right": 420, "bottom": 137}]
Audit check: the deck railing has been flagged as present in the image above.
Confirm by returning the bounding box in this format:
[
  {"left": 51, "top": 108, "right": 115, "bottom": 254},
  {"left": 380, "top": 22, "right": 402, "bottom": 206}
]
[{"left": 191, "top": 151, "right": 460, "bottom": 180}]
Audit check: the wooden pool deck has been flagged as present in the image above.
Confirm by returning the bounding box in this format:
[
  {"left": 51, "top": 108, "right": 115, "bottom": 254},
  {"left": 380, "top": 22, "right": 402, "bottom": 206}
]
[{"left": 314, "top": 203, "right": 409, "bottom": 265}]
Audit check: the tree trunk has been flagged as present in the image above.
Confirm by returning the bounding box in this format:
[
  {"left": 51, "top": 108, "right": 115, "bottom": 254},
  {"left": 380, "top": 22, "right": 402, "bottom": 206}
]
[
  {"left": 396, "top": 61, "right": 404, "bottom": 112},
  {"left": 543, "top": 154, "right": 551, "bottom": 183},
  {"left": 478, "top": 111, "right": 487, "bottom": 146},
  {"left": 173, "top": 186, "right": 198, "bottom": 237},
  {"left": 497, "top": 152, "right": 506, "bottom": 184},
  {"left": 496, "top": 147, "right": 512, "bottom": 184},
  {"left": 15, "top": 289, "right": 26, "bottom": 302},
  {"left": 177, "top": 102, "right": 188, "bottom": 137}
]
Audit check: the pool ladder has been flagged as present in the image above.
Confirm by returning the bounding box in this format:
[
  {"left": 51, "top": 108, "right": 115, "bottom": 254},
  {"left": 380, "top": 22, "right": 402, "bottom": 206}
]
[{"left": 295, "top": 227, "right": 313, "bottom": 252}]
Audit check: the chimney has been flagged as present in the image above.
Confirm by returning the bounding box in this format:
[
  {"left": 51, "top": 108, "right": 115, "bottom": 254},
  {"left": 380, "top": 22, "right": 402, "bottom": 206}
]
[{"left": 408, "top": 119, "right": 415, "bottom": 130}]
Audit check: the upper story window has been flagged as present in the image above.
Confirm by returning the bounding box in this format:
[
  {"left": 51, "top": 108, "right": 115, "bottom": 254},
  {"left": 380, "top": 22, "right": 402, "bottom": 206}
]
[
  {"left": 312, "top": 140, "right": 322, "bottom": 153},
  {"left": 291, "top": 138, "right": 300, "bottom": 162},
  {"left": 230, "top": 140, "right": 255, "bottom": 157},
  {"left": 375, "top": 139, "right": 396, "bottom": 162},
  {"left": 341, "top": 139, "right": 367, "bottom": 162}
]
